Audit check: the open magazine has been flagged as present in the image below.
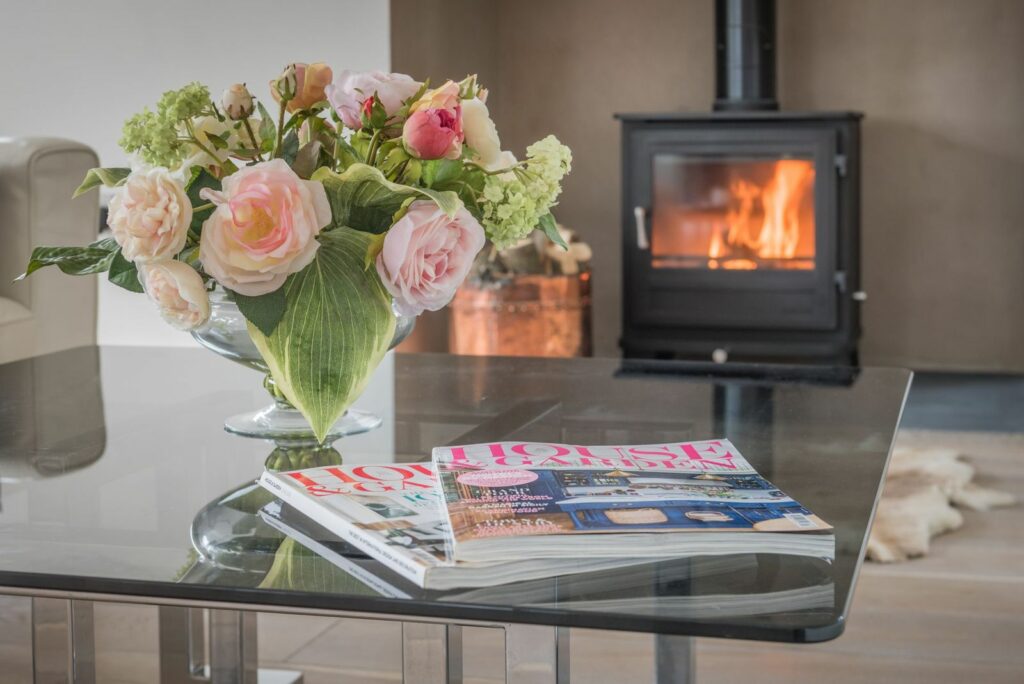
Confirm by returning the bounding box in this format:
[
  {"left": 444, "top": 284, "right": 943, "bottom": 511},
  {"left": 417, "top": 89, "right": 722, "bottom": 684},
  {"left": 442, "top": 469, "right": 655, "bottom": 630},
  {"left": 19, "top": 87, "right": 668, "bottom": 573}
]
[
  {"left": 258, "top": 462, "right": 668, "bottom": 589},
  {"left": 432, "top": 439, "right": 834, "bottom": 563}
]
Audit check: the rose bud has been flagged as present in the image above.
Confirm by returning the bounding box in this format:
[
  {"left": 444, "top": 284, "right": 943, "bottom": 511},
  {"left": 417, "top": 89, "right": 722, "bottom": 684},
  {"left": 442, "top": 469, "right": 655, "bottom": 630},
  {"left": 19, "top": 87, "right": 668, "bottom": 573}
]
[
  {"left": 402, "top": 108, "right": 464, "bottom": 160},
  {"left": 402, "top": 81, "right": 464, "bottom": 160},
  {"left": 271, "top": 64, "right": 298, "bottom": 103},
  {"left": 221, "top": 83, "right": 255, "bottom": 121},
  {"left": 272, "top": 63, "right": 333, "bottom": 113}
]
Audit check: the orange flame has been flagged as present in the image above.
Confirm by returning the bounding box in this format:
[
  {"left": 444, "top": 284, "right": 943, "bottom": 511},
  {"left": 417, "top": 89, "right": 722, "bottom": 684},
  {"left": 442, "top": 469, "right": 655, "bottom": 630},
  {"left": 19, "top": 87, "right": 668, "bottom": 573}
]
[{"left": 721, "top": 159, "right": 815, "bottom": 262}]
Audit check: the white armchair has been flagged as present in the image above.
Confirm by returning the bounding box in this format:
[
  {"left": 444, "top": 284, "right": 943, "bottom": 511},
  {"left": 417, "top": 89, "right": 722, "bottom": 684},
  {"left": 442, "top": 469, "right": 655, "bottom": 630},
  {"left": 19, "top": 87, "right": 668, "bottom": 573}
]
[{"left": 0, "top": 138, "right": 99, "bottom": 364}]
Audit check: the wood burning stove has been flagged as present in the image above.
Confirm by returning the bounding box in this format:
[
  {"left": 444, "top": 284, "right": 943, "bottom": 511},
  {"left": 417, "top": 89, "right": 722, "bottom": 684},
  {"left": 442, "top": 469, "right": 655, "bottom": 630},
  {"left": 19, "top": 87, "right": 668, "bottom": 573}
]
[{"left": 619, "top": 0, "right": 864, "bottom": 364}]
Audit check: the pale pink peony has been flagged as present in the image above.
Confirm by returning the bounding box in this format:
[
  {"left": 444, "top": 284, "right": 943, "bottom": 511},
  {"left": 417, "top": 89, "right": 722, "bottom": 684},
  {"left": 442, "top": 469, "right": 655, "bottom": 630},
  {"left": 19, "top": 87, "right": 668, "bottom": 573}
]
[
  {"left": 376, "top": 201, "right": 485, "bottom": 316},
  {"left": 325, "top": 70, "right": 421, "bottom": 129},
  {"left": 139, "top": 260, "right": 210, "bottom": 331},
  {"left": 107, "top": 168, "right": 191, "bottom": 263},
  {"left": 199, "top": 159, "right": 331, "bottom": 296}
]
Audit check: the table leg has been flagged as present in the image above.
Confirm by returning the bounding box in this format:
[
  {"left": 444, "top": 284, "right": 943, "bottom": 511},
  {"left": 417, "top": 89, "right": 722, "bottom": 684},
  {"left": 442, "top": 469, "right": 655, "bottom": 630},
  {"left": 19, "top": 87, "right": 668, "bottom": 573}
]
[
  {"left": 31, "top": 597, "right": 95, "bottom": 683},
  {"left": 401, "top": 622, "right": 463, "bottom": 683},
  {"left": 504, "top": 624, "right": 570, "bottom": 684},
  {"left": 158, "top": 605, "right": 302, "bottom": 684},
  {"left": 655, "top": 634, "right": 694, "bottom": 684}
]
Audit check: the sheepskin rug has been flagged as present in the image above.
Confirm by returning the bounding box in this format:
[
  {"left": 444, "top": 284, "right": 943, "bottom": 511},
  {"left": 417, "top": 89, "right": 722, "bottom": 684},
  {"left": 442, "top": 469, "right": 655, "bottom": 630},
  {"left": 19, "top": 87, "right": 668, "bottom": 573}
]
[{"left": 866, "top": 431, "right": 1018, "bottom": 562}]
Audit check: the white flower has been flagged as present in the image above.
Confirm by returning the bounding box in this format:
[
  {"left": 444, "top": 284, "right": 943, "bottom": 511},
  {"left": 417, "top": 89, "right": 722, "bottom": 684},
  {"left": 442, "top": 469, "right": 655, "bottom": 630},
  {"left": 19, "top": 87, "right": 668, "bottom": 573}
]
[
  {"left": 107, "top": 167, "right": 191, "bottom": 263},
  {"left": 139, "top": 260, "right": 210, "bottom": 331},
  {"left": 462, "top": 97, "right": 503, "bottom": 170}
]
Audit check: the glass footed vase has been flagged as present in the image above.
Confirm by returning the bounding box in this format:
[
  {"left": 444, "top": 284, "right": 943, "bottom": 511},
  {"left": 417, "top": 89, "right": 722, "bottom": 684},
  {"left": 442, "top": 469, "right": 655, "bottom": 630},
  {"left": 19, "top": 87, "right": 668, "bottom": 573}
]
[{"left": 192, "top": 288, "right": 415, "bottom": 445}]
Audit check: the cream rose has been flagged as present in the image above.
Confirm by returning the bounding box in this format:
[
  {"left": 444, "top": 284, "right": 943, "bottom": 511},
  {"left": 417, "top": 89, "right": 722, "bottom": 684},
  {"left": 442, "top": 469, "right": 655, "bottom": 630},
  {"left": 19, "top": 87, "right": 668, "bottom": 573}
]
[
  {"left": 462, "top": 97, "right": 503, "bottom": 170},
  {"left": 198, "top": 159, "right": 331, "bottom": 296},
  {"left": 107, "top": 168, "right": 191, "bottom": 263},
  {"left": 139, "top": 260, "right": 210, "bottom": 331}
]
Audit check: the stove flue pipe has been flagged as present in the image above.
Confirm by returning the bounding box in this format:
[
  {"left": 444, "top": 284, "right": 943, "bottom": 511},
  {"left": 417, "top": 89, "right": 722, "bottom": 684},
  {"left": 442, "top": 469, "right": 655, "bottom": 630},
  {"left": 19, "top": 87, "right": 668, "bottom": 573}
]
[{"left": 714, "top": 0, "right": 779, "bottom": 111}]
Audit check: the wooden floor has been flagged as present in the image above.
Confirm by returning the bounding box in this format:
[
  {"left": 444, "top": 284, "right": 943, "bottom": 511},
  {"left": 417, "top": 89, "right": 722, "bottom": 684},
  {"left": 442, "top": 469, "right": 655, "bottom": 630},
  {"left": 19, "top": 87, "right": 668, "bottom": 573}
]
[{"left": 0, "top": 429, "right": 1021, "bottom": 683}]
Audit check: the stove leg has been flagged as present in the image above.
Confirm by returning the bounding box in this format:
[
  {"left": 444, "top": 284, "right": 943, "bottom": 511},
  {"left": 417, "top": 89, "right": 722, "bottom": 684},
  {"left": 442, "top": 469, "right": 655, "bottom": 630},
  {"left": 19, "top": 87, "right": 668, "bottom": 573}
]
[
  {"left": 31, "top": 597, "right": 95, "bottom": 683},
  {"left": 655, "top": 634, "right": 694, "bottom": 684}
]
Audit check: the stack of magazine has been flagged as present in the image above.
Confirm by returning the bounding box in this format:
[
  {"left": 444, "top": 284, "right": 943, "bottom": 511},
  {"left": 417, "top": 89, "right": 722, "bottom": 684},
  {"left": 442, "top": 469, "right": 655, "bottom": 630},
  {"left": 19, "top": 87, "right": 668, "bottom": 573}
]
[{"left": 258, "top": 439, "right": 834, "bottom": 591}]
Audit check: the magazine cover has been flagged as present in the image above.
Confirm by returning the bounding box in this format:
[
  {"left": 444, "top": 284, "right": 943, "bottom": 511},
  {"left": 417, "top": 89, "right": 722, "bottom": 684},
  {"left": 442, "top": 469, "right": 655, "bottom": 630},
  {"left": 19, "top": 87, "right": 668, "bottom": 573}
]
[
  {"left": 433, "top": 439, "right": 833, "bottom": 547},
  {"left": 259, "top": 462, "right": 453, "bottom": 585},
  {"left": 259, "top": 463, "right": 680, "bottom": 588}
]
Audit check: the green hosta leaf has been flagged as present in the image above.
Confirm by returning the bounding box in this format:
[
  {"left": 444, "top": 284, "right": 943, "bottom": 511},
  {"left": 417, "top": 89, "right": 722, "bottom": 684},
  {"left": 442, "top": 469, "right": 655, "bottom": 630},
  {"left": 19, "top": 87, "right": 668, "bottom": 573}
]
[
  {"left": 73, "top": 167, "right": 131, "bottom": 198},
  {"left": 259, "top": 537, "right": 382, "bottom": 595},
  {"left": 247, "top": 229, "right": 396, "bottom": 444},
  {"left": 539, "top": 213, "right": 567, "bottom": 250},
  {"left": 107, "top": 251, "right": 144, "bottom": 292},
  {"left": 311, "top": 164, "right": 461, "bottom": 234},
  {"left": 17, "top": 241, "right": 118, "bottom": 280},
  {"left": 232, "top": 286, "right": 288, "bottom": 337}
]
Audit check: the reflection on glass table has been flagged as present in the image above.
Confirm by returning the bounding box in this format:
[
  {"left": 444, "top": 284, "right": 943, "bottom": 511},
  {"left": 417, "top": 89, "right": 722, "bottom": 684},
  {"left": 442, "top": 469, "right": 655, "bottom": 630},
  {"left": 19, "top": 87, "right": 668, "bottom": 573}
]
[{"left": 0, "top": 346, "right": 911, "bottom": 682}]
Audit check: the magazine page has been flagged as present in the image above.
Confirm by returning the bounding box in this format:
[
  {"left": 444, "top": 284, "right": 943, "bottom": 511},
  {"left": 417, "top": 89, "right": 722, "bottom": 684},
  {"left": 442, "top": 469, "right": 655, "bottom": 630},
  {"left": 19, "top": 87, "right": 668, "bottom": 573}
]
[
  {"left": 260, "top": 462, "right": 454, "bottom": 575},
  {"left": 432, "top": 440, "right": 832, "bottom": 545}
]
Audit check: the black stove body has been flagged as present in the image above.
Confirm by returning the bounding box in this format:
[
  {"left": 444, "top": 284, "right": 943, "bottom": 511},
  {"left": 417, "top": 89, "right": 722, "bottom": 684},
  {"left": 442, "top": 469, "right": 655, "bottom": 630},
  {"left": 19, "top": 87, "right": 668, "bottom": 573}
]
[{"left": 619, "top": 0, "right": 863, "bottom": 364}]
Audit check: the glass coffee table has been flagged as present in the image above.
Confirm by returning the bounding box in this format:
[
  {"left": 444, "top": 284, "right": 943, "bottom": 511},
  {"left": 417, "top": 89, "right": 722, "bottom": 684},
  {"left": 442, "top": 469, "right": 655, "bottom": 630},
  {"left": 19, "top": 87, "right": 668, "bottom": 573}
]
[{"left": 0, "top": 347, "right": 911, "bottom": 683}]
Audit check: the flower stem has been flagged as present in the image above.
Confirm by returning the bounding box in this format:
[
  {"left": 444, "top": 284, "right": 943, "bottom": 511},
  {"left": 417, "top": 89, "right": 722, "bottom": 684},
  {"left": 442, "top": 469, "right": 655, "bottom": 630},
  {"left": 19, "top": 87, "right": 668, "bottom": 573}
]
[
  {"left": 274, "top": 102, "right": 286, "bottom": 158},
  {"left": 192, "top": 202, "right": 215, "bottom": 213},
  {"left": 366, "top": 130, "right": 382, "bottom": 166},
  {"left": 242, "top": 119, "right": 264, "bottom": 161}
]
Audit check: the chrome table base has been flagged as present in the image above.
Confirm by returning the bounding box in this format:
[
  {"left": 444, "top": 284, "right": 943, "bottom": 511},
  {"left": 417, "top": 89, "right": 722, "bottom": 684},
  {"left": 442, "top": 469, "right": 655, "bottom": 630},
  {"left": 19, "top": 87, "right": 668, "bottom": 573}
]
[{"left": 16, "top": 596, "right": 694, "bottom": 683}]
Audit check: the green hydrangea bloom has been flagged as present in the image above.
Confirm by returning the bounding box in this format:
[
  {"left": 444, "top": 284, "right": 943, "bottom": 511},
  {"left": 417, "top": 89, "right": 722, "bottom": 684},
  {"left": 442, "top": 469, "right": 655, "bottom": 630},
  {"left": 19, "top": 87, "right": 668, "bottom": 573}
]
[
  {"left": 479, "top": 135, "right": 572, "bottom": 248},
  {"left": 118, "top": 82, "right": 212, "bottom": 167}
]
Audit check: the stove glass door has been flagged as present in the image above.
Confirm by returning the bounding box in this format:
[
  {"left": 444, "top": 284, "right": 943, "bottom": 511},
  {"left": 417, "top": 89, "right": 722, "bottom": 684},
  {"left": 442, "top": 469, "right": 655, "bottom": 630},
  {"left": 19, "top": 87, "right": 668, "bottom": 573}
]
[{"left": 651, "top": 155, "right": 816, "bottom": 272}]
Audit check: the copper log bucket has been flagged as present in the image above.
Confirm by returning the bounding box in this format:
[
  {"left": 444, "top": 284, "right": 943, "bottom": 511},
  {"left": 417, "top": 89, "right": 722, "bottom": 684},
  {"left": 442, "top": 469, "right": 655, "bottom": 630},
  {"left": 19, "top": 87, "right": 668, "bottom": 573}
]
[{"left": 449, "top": 273, "right": 592, "bottom": 357}]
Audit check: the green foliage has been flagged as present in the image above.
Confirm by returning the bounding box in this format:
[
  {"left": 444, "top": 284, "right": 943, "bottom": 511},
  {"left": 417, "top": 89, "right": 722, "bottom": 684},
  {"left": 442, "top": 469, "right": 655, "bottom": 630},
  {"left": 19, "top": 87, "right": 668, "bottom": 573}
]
[
  {"left": 539, "top": 213, "right": 567, "bottom": 249},
  {"left": 247, "top": 229, "right": 396, "bottom": 444},
  {"left": 257, "top": 101, "right": 277, "bottom": 154},
  {"left": 421, "top": 159, "right": 465, "bottom": 189},
  {"left": 73, "top": 168, "right": 130, "bottom": 198},
  {"left": 185, "top": 167, "right": 221, "bottom": 237},
  {"left": 232, "top": 286, "right": 288, "bottom": 337},
  {"left": 17, "top": 237, "right": 120, "bottom": 280},
  {"left": 311, "top": 164, "right": 461, "bottom": 235},
  {"left": 107, "top": 251, "right": 144, "bottom": 292}
]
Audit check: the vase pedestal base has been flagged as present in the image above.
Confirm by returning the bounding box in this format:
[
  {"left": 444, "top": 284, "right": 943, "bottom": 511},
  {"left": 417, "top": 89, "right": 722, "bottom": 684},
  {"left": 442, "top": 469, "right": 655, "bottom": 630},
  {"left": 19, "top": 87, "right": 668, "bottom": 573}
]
[{"left": 224, "top": 403, "right": 382, "bottom": 445}]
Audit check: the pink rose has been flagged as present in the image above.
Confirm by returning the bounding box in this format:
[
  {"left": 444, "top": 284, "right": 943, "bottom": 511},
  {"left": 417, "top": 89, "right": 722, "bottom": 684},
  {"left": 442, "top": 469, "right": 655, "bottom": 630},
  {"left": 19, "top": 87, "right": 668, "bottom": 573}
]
[
  {"left": 325, "top": 70, "right": 421, "bottom": 129},
  {"left": 376, "top": 201, "right": 485, "bottom": 316},
  {"left": 139, "top": 260, "right": 210, "bottom": 331},
  {"left": 199, "top": 159, "right": 331, "bottom": 296},
  {"left": 402, "top": 107, "right": 464, "bottom": 160},
  {"left": 107, "top": 168, "right": 191, "bottom": 263}
]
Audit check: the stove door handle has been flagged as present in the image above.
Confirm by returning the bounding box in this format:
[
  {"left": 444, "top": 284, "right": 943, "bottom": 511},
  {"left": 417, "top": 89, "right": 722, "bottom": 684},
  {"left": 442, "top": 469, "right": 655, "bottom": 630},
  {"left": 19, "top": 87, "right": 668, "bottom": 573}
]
[{"left": 634, "top": 206, "right": 650, "bottom": 250}]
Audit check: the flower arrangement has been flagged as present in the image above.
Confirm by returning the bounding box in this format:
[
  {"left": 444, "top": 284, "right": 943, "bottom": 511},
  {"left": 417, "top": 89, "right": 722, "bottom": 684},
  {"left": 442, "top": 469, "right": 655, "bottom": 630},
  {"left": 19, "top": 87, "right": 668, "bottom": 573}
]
[{"left": 19, "top": 64, "right": 572, "bottom": 442}]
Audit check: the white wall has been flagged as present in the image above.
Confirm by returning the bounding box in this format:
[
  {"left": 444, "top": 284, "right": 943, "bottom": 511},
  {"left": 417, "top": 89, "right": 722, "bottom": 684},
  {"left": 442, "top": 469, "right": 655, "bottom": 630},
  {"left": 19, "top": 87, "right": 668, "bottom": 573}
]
[{"left": 0, "top": 0, "right": 391, "bottom": 346}]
